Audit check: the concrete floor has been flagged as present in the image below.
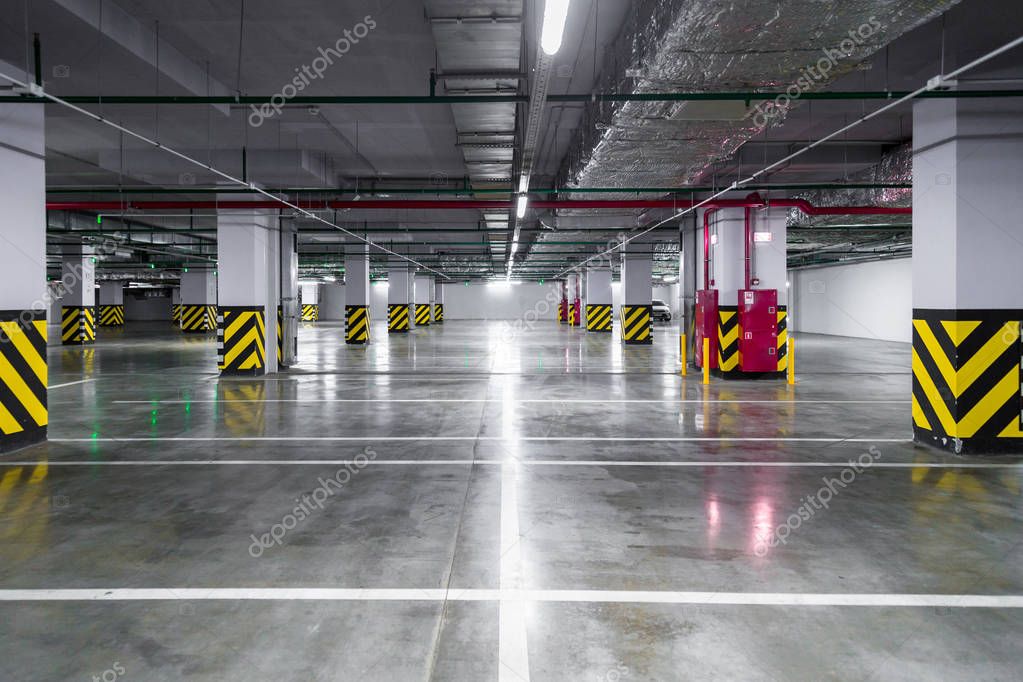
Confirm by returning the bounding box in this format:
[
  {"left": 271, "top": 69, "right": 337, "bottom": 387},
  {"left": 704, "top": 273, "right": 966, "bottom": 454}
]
[{"left": 1, "top": 320, "right": 1021, "bottom": 681}]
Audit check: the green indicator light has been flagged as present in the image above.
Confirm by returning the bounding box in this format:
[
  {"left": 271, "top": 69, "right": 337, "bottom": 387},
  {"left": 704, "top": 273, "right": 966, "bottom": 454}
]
[
  {"left": 97, "top": 215, "right": 102, "bottom": 224},
  {"left": 149, "top": 263, "right": 155, "bottom": 269},
  {"left": 90, "top": 431, "right": 99, "bottom": 439},
  {"left": 183, "top": 267, "right": 189, "bottom": 273},
  {"left": 90, "top": 257, "right": 97, "bottom": 264},
  {"left": 539, "top": 278, "right": 544, "bottom": 284},
  {"left": 464, "top": 281, "right": 470, "bottom": 287}
]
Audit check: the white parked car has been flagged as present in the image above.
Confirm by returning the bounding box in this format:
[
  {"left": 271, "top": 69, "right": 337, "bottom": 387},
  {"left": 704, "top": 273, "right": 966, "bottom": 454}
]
[{"left": 652, "top": 299, "right": 672, "bottom": 322}]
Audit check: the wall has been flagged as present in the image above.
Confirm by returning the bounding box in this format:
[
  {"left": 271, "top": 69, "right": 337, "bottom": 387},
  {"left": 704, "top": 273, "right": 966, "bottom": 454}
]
[
  {"left": 439, "top": 282, "right": 563, "bottom": 320},
  {"left": 320, "top": 283, "right": 346, "bottom": 320},
  {"left": 125, "top": 290, "right": 172, "bottom": 321},
  {"left": 789, "top": 258, "right": 911, "bottom": 343}
]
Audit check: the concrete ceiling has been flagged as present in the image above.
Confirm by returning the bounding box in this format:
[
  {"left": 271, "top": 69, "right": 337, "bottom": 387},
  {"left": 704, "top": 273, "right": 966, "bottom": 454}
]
[{"left": 1, "top": 0, "right": 1021, "bottom": 280}]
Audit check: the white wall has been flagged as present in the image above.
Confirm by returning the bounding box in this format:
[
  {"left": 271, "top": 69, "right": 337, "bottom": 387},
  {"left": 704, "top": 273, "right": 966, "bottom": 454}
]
[
  {"left": 442, "top": 282, "right": 563, "bottom": 320},
  {"left": 790, "top": 258, "right": 912, "bottom": 343},
  {"left": 320, "top": 284, "right": 346, "bottom": 320}
]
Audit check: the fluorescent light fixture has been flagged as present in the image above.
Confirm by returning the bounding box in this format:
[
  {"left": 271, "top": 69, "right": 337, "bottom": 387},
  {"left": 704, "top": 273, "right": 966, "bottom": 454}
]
[
  {"left": 541, "top": 0, "right": 571, "bottom": 56},
  {"left": 710, "top": 234, "right": 718, "bottom": 245},
  {"left": 510, "top": 240, "right": 519, "bottom": 254},
  {"left": 754, "top": 231, "right": 773, "bottom": 243},
  {"left": 518, "top": 176, "right": 529, "bottom": 193},
  {"left": 516, "top": 195, "right": 528, "bottom": 218}
]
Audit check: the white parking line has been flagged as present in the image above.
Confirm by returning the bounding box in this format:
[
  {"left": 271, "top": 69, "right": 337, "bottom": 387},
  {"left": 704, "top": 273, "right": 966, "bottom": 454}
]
[
  {"left": 112, "top": 398, "right": 906, "bottom": 405},
  {"left": 0, "top": 588, "right": 1019, "bottom": 608},
  {"left": 499, "top": 462, "right": 530, "bottom": 681},
  {"left": 2, "top": 460, "right": 1017, "bottom": 469},
  {"left": 48, "top": 436, "right": 912, "bottom": 443},
  {"left": 49, "top": 379, "right": 95, "bottom": 389}
]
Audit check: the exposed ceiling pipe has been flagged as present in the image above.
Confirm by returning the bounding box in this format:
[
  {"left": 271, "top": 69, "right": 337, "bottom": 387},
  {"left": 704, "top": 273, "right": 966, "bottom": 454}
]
[
  {"left": 44, "top": 182, "right": 913, "bottom": 195},
  {"left": 46, "top": 199, "right": 916, "bottom": 212},
  {"left": 2, "top": 90, "right": 1021, "bottom": 105}
]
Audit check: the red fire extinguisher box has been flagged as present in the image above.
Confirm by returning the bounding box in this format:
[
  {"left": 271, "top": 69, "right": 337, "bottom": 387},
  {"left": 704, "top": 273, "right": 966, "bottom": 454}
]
[{"left": 738, "top": 289, "right": 778, "bottom": 373}]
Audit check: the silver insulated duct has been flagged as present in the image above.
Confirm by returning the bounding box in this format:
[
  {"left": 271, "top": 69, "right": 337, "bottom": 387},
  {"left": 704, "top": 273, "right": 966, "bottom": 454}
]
[{"left": 527, "top": 0, "right": 960, "bottom": 272}]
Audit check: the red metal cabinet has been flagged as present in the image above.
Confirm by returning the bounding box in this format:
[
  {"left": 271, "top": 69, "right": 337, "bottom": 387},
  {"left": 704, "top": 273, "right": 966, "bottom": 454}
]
[
  {"left": 738, "top": 289, "right": 778, "bottom": 372},
  {"left": 695, "top": 289, "right": 718, "bottom": 368}
]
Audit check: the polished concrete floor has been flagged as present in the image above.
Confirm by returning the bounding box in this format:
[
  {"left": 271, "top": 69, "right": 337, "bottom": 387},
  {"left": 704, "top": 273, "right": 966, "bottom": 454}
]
[{"left": 1, "top": 319, "right": 1021, "bottom": 681}]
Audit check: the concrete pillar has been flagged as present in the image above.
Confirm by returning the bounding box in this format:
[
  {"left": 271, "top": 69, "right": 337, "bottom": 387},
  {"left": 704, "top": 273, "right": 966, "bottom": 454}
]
[
  {"left": 559, "top": 279, "right": 569, "bottom": 324},
  {"left": 584, "top": 267, "right": 613, "bottom": 332},
  {"left": 912, "top": 98, "right": 1023, "bottom": 454},
  {"left": 217, "top": 208, "right": 277, "bottom": 375},
  {"left": 387, "top": 265, "right": 411, "bottom": 333},
  {"left": 179, "top": 268, "right": 217, "bottom": 333},
  {"left": 300, "top": 282, "right": 320, "bottom": 321},
  {"left": 433, "top": 280, "right": 444, "bottom": 324},
  {"left": 414, "top": 275, "right": 432, "bottom": 327},
  {"left": 278, "top": 230, "right": 298, "bottom": 366},
  {"left": 98, "top": 282, "right": 125, "bottom": 327},
  {"left": 0, "top": 101, "right": 48, "bottom": 453},
  {"left": 705, "top": 207, "right": 788, "bottom": 376},
  {"left": 566, "top": 273, "right": 582, "bottom": 327},
  {"left": 344, "top": 245, "right": 370, "bottom": 344},
  {"left": 171, "top": 286, "right": 181, "bottom": 325},
  {"left": 60, "top": 248, "right": 96, "bottom": 345},
  {"left": 620, "top": 248, "right": 652, "bottom": 344}
]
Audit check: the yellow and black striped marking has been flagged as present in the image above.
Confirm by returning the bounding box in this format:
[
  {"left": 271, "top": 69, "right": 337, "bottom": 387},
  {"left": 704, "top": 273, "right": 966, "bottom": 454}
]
[
  {"left": 181, "top": 304, "right": 216, "bottom": 333},
  {"left": 912, "top": 309, "right": 1023, "bottom": 453},
  {"left": 61, "top": 306, "right": 95, "bottom": 345},
  {"left": 717, "top": 306, "right": 739, "bottom": 372},
  {"left": 433, "top": 303, "right": 444, "bottom": 324},
  {"left": 217, "top": 307, "right": 266, "bottom": 376},
  {"left": 346, "top": 305, "right": 370, "bottom": 344},
  {"left": 569, "top": 303, "right": 580, "bottom": 327},
  {"left": 586, "top": 304, "right": 612, "bottom": 332},
  {"left": 558, "top": 301, "right": 567, "bottom": 324},
  {"left": 388, "top": 304, "right": 410, "bottom": 333},
  {"left": 621, "top": 305, "right": 652, "bottom": 344},
  {"left": 776, "top": 306, "right": 789, "bottom": 372},
  {"left": 301, "top": 304, "right": 319, "bottom": 322},
  {"left": 172, "top": 304, "right": 182, "bottom": 325},
  {"left": 276, "top": 306, "right": 287, "bottom": 367},
  {"left": 0, "top": 311, "right": 48, "bottom": 452},
  {"left": 415, "top": 304, "right": 431, "bottom": 327},
  {"left": 98, "top": 304, "right": 125, "bottom": 327}
]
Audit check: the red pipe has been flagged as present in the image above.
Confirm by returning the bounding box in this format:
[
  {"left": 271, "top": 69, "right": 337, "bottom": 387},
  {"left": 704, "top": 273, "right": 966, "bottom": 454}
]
[
  {"left": 698, "top": 199, "right": 909, "bottom": 291},
  {"left": 45, "top": 197, "right": 914, "bottom": 213},
  {"left": 744, "top": 207, "right": 752, "bottom": 289}
]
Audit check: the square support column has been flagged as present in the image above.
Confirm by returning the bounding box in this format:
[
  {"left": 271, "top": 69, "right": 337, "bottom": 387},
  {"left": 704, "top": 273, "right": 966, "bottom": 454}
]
[
  {"left": 584, "top": 268, "right": 612, "bottom": 332},
  {"left": 433, "top": 280, "right": 444, "bottom": 324},
  {"left": 60, "top": 249, "right": 96, "bottom": 345},
  {"left": 621, "top": 250, "right": 652, "bottom": 344},
  {"left": 179, "top": 268, "right": 217, "bottom": 333},
  {"left": 171, "top": 287, "right": 181, "bottom": 326},
  {"left": 98, "top": 282, "right": 125, "bottom": 327},
  {"left": 387, "top": 266, "right": 411, "bottom": 333},
  {"left": 0, "top": 102, "right": 47, "bottom": 453},
  {"left": 912, "top": 98, "right": 1023, "bottom": 453},
  {"left": 345, "top": 245, "right": 370, "bottom": 344},
  {"left": 300, "top": 283, "right": 320, "bottom": 322},
  {"left": 217, "top": 207, "right": 277, "bottom": 375},
  {"left": 414, "top": 275, "right": 432, "bottom": 327}
]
